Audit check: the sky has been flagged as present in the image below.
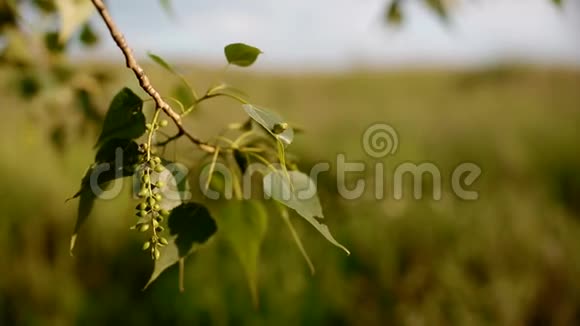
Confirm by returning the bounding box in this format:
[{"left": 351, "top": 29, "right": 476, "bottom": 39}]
[{"left": 86, "top": 0, "right": 580, "bottom": 71}]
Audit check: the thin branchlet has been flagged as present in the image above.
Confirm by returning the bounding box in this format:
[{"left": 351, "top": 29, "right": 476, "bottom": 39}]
[{"left": 90, "top": 0, "right": 216, "bottom": 153}]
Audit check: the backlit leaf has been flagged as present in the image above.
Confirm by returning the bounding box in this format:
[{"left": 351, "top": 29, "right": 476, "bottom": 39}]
[
  {"left": 263, "top": 170, "right": 350, "bottom": 255},
  {"left": 242, "top": 104, "right": 294, "bottom": 146}
]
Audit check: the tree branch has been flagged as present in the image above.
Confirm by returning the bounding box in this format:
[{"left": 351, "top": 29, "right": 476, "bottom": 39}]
[{"left": 90, "top": 0, "right": 216, "bottom": 153}]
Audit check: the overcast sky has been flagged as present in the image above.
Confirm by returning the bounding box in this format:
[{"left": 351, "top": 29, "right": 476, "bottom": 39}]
[{"left": 87, "top": 0, "right": 580, "bottom": 71}]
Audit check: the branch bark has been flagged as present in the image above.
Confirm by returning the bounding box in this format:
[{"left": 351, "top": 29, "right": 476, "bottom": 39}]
[{"left": 90, "top": 0, "right": 216, "bottom": 153}]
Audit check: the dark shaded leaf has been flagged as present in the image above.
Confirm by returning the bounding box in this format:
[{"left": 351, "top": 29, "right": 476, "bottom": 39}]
[
  {"left": 94, "top": 139, "right": 140, "bottom": 164},
  {"left": 95, "top": 88, "right": 145, "bottom": 148},
  {"left": 144, "top": 203, "right": 217, "bottom": 289},
  {"left": 69, "top": 140, "right": 140, "bottom": 254},
  {"left": 224, "top": 43, "right": 262, "bottom": 67}
]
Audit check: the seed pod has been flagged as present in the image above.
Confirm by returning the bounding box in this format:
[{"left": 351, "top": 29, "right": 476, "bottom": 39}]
[
  {"left": 153, "top": 204, "right": 161, "bottom": 211},
  {"left": 155, "top": 226, "right": 164, "bottom": 233},
  {"left": 156, "top": 181, "right": 165, "bottom": 188},
  {"left": 159, "top": 120, "right": 168, "bottom": 127},
  {"left": 138, "top": 189, "right": 148, "bottom": 198},
  {"left": 139, "top": 224, "right": 150, "bottom": 232},
  {"left": 154, "top": 194, "right": 163, "bottom": 202},
  {"left": 154, "top": 248, "right": 161, "bottom": 260},
  {"left": 158, "top": 237, "right": 169, "bottom": 245},
  {"left": 146, "top": 123, "right": 153, "bottom": 130},
  {"left": 153, "top": 157, "right": 162, "bottom": 164},
  {"left": 137, "top": 210, "right": 147, "bottom": 217},
  {"left": 155, "top": 216, "right": 164, "bottom": 223},
  {"left": 154, "top": 165, "right": 164, "bottom": 173},
  {"left": 142, "top": 241, "right": 151, "bottom": 250},
  {"left": 148, "top": 197, "right": 156, "bottom": 206},
  {"left": 272, "top": 122, "right": 289, "bottom": 134},
  {"left": 137, "top": 202, "right": 147, "bottom": 210},
  {"left": 152, "top": 219, "right": 159, "bottom": 228},
  {"left": 142, "top": 174, "right": 150, "bottom": 183},
  {"left": 160, "top": 209, "right": 170, "bottom": 217}
]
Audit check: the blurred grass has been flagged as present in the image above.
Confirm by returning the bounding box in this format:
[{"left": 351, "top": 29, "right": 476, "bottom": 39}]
[{"left": 1, "top": 64, "right": 580, "bottom": 325}]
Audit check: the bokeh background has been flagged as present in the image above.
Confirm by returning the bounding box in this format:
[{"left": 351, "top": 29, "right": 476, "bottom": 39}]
[{"left": 1, "top": 0, "right": 580, "bottom": 325}]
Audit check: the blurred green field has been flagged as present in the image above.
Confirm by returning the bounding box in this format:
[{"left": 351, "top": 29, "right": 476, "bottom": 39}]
[{"left": 1, "top": 64, "right": 580, "bottom": 325}]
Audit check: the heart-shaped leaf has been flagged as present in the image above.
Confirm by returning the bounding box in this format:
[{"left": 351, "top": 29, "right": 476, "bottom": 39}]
[
  {"left": 95, "top": 88, "right": 145, "bottom": 148},
  {"left": 224, "top": 43, "right": 262, "bottom": 67},
  {"left": 69, "top": 140, "right": 140, "bottom": 255},
  {"left": 263, "top": 170, "right": 349, "bottom": 255},
  {"left": 144, "top": 202, "right": 217, "bottom": 290}
]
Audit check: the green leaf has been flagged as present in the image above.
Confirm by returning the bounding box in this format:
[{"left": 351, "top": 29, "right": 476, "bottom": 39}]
[
  {"left": 69, "top": 140, "right": 140, "bottom": 255},
  {"left": 56, "top": 0, "right": 95, "bottom": 43},
  {"left": 211, "top": 200, "right": 268, "bottom": 305},
  {"left": 171, "top": 84, "right": 195, "bottom": 111},
  {"left": 144, "top": 202, "right": 217, "bottom": 290},
  {"left": 263, "top": 170, "right": 350, "bottom": 255},
  {"left": 95, "top": 88, "right": 145, "bottom": 148},
  {"left": 148, "top": 52, "right": 198, "bottom": 102},
  {"left": 278, "top": 204, "right": 315, "bottom": 274},
  {"left": 224, "top": 43, "right": 262, "bottom": 67},
  {"left": 242, "top": 104, "right": 294, "bottom": 146},
  {"left": 148, "top": 52, "right": 175, "bottom": 73}
]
